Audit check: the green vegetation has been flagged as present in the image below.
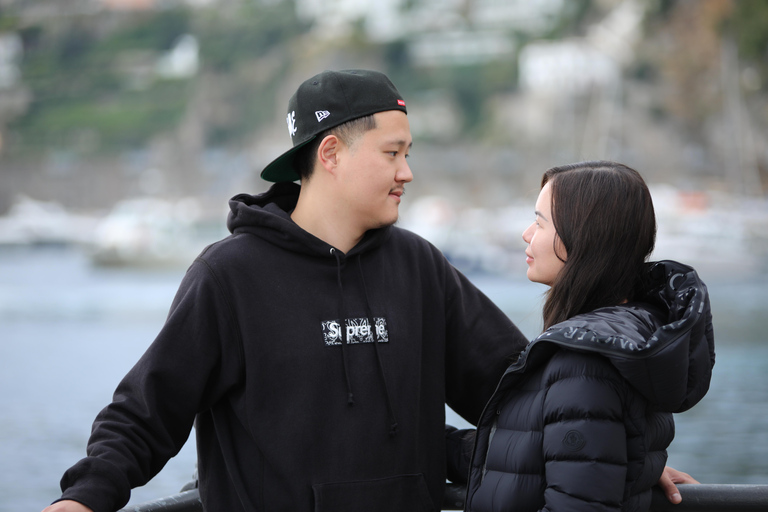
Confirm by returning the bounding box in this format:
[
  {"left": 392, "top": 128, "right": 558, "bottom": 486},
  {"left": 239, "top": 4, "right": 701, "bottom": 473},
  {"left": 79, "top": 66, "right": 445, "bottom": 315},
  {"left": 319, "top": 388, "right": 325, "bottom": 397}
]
[
  {"left": 2, "top": 0, "right": 597, "bottom": 156},
  {"left": 723, "top": 0, "right": 768, "bottom": 85},
  {"left": 195, "top": 0, "right": 306, "bottom": 72},
  {"left": 8, "top": 8, "right": 194, "bottom": 155},
  {"left": 5, "top": 3, "right": 307, "bottom": 156},
  {"left": 2, "top": 0, "right": 767, "bottom": 157},
  {"left": 191, "top": 0, "right": 308, "bottom": 144},
  {"left": 15, "top": 80, "right": 192, "bottom": 151}
]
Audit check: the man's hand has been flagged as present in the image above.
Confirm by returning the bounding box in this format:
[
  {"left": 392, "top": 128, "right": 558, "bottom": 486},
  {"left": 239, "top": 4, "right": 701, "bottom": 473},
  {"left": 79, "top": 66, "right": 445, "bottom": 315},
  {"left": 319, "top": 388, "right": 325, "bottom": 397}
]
[
  {"left": 658, "top": 466, "right": 699, "bottom": 504},
  {"left": 41, "top": 500, "right": 93, "bottom": 512}
]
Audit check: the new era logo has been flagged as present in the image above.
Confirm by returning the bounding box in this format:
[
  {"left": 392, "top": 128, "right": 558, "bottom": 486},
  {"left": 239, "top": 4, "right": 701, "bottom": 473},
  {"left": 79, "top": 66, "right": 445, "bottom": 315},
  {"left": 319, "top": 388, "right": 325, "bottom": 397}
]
[
  {"left": 315, "top": 110, "right": 331, "bottom": 122},
  {"left": 397, "top": 99, "right": 406, "bottom": 107},
  {"left": 286, "top": 111, "right": 297, "bottom": 137}
]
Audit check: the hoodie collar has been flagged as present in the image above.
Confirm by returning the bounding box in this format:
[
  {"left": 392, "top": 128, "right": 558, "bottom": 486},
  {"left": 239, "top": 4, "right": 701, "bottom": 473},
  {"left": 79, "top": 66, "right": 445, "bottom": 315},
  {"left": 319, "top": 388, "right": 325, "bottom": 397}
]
[
  {"left": 230, "top": 182, "right": 400, "bottom": 435},
  {"left": 227, "top": 182, "right": 392, "bottom": 258}
]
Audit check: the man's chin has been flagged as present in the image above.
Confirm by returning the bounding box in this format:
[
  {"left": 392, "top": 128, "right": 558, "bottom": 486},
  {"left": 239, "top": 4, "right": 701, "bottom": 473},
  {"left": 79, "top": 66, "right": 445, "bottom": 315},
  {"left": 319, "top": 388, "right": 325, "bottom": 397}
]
[
  {"left": 379, "top": 220, "right": 398, "bottom": 229},
  {"left": 373, "top": 216, "right": 399, "bottom": 230}
]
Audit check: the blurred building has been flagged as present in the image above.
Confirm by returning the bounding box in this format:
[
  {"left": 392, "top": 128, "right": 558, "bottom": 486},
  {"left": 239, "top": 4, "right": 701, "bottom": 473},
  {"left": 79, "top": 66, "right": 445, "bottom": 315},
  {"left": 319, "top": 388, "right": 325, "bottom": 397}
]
[
  {"left": 519, "top": 0, "right": 641, "bottom": 96},
  {"left": 0, "top": 33, "right": 22, "bottom": 90},
  {"left": 296, "top": 0, "right": 564, "bottom": 65}
]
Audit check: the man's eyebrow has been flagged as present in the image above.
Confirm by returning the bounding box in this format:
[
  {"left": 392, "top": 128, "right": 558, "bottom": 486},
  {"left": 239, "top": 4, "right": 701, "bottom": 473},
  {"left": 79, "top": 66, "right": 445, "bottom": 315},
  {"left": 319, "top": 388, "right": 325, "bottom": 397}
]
[{"left": 386, "top": 139, "right": 412, "bottom": 149}]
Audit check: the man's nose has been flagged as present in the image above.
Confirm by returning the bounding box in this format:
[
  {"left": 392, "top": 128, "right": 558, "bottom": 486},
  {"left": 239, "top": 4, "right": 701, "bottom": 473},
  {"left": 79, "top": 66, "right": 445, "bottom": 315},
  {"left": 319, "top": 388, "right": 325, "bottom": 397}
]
[{"left": 397, "top": 159, "right": 413, "bottom": 183}]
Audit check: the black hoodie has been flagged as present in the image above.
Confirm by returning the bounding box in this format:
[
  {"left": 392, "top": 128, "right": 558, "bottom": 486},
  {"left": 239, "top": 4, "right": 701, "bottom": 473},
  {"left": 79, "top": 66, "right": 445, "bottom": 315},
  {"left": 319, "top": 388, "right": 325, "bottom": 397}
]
[
  {"left": 465, "top": 260, "right": 716, "bottom": 512},
  {"left": 57, "top": 182, "right": 528, "bottom": 512}
]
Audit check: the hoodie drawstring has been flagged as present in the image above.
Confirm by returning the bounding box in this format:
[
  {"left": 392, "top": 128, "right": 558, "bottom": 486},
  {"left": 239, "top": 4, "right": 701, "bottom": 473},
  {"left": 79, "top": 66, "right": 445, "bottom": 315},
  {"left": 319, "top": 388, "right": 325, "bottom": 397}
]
[
  {"left": 331, "top": 248, "right": 355, "bottom": 406},
  {"left": 357, "top": 257, "right": 400, "bottom": 437}
]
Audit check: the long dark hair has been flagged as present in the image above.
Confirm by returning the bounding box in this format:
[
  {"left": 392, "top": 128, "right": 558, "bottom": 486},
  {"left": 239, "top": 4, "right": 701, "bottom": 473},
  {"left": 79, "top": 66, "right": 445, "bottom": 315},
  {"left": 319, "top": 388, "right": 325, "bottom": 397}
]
[{"left": 541, "top": 161, "right": 657, "bottom": 330}]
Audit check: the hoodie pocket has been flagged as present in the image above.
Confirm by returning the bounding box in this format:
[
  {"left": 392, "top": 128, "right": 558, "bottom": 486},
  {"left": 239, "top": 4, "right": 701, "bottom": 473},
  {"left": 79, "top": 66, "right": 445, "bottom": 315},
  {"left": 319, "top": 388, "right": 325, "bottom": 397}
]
[{"left": 312, "top": 473, "right": 435, "bottom": 512}]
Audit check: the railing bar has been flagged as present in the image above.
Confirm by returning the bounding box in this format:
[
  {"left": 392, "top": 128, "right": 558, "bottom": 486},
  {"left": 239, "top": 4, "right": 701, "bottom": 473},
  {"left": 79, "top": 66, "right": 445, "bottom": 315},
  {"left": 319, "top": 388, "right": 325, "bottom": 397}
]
[
  {"left": 650, "top": 484, "right": 768, "bottom": 511},
  {"left": 118, "top": 483, "right": 768, "bottom": 512}
]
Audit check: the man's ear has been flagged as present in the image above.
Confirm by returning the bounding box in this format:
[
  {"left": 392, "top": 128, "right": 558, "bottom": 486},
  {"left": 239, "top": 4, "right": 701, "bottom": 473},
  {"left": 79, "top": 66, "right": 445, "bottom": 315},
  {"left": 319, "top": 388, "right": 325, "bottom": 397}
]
[{"left": 317, "top": 134, "right": 341, "bottom": 175}]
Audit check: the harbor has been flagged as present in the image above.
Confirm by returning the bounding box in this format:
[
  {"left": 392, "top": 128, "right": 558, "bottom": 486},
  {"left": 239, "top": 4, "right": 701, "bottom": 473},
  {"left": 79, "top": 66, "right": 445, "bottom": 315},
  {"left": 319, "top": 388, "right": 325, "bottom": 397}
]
[
  {"left": 1, "top": 242, "right": 767, "bottom": 511},
  {"left": 1, "top": 1, "right": 768, "bottom": 510}
]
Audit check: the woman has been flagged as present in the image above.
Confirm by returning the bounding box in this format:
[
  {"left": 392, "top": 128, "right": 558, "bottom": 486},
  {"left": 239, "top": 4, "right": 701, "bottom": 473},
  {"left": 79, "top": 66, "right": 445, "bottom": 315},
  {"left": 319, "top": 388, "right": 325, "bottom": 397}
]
[{"left": 464, "top": 161, "right": 715, "bottom": 512}]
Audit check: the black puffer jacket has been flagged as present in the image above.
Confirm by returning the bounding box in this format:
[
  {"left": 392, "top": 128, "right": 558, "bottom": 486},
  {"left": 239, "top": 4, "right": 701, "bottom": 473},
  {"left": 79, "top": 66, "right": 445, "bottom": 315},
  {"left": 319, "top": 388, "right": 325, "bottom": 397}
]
[{"left": 465, "top": 260, "right": 715, "bottom": 512}]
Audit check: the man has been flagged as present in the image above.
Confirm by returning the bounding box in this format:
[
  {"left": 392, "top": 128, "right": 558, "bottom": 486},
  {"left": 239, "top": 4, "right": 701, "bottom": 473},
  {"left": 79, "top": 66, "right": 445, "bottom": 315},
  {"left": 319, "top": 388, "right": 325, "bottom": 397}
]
[{"left": 43, "top": 69, "right": 692, "bottom": 512}]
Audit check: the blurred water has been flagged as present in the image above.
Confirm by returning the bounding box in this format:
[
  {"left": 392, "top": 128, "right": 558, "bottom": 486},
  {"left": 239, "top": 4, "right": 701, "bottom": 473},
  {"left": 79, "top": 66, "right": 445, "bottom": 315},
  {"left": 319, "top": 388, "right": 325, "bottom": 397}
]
[
  {"left": 0, "top": 246, "right": 196, "bottom": 512},
  {"left": 1, "top": 246, "right": 767, "bottom": 512}
]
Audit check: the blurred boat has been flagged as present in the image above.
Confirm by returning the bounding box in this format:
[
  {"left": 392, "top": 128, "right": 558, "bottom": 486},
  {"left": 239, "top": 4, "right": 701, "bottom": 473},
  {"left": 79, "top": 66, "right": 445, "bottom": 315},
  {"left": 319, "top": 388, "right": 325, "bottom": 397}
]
[
  {"left": 0, "top": 196, "right": 99, "bottom": 247},
  {"left": 89, "top": 197, "right": 225, "bottom": 268}
]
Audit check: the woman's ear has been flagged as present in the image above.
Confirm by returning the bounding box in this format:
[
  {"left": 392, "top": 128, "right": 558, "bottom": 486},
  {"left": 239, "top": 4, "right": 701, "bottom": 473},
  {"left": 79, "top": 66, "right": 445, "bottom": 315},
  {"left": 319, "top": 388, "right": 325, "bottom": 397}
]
[{"left": 554, "top": 234, "right": 567, "bottom": 263}]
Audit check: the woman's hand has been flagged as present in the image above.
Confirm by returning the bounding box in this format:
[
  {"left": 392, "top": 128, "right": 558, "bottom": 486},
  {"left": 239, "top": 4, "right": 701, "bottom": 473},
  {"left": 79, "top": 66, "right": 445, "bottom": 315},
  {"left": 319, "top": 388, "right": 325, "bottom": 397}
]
[{"left": 658, "top": 466, "right": 699, "bottom": 504}]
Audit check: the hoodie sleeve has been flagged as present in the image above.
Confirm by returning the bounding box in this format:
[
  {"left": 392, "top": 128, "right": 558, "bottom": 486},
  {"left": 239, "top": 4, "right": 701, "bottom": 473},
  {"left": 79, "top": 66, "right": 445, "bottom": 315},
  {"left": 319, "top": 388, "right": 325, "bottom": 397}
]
[
  {"left": 445, "top": 425, "right": 476, "bottom": 484},
  {"left": 443, "top": 264, "right": 529, "bottom": 425},
  {"left": 56, "top": 258, "right": 244, "bottom": 512}
]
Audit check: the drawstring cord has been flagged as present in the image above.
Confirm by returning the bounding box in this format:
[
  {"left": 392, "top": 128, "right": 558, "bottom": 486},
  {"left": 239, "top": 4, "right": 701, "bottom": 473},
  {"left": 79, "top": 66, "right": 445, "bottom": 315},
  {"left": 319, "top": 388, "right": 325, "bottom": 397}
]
[
  {"left": 330, "top": 247, "right": 399, "bottom": 436},
  {"left": 331, "top": 248, "right": 355, "bottom": 406},
  {"left": 357, "top": 257, "right": 400, "bottom": 437}
]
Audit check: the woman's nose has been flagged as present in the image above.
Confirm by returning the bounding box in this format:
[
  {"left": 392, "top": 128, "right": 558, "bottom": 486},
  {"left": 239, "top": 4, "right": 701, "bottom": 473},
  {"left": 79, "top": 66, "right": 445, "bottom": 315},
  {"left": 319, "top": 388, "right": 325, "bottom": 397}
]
[{"left": 522, "top": 223, "right": 534, "bottom": 243}]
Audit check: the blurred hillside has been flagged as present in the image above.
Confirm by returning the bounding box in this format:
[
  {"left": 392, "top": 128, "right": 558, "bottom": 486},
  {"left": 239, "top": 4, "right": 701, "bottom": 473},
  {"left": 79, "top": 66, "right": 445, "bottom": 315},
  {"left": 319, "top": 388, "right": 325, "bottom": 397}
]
[{"left": 1, "top": 0, "right": 768, "bottom": 215}]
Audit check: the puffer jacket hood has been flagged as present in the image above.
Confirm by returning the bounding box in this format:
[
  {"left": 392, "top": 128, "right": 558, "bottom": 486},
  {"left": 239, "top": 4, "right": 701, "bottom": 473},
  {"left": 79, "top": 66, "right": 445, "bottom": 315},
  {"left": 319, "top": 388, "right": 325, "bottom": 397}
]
[{"left": 527, "top": 260, "right": 715, "bottom": 413}]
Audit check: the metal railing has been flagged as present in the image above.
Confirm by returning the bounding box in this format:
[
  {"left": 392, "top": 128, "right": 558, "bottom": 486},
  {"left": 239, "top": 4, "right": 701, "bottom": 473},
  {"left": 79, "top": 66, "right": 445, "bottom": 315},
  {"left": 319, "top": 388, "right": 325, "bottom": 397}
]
[
  {"left": 648, "top": 484, "right": 768, "bottom": 511},
  {"left": 118, "top": 482, "right": 768, "bottom": 511}
]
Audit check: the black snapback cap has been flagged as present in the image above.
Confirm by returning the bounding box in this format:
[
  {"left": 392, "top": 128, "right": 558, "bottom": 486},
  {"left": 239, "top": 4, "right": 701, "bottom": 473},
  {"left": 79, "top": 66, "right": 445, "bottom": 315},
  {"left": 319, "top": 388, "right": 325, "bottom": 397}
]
[{"left": 260, "top": 69, "right": 407, "bottom": 183}]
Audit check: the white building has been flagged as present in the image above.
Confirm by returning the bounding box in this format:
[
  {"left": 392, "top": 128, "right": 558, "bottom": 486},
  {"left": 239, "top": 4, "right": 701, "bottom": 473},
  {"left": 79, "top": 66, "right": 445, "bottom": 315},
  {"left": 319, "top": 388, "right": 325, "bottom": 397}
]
[
  {"left": 0, "top": 32, "right": 22, "bottom": 89},
  {"left": 518, "top": 0, "right": 642, "bottom": 96},
  {"left": 294, "top": 0, "right": 566, "bottom": 46},
  {"left": 155, "top": 34, "right": 200, "bottom": 79}
]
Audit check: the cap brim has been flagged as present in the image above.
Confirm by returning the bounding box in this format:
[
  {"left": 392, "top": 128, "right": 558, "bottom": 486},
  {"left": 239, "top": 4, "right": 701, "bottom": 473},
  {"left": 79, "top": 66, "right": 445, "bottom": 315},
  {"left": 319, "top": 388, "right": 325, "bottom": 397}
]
[{"left": 260, "top": 135, "right": 317, "bottom": 183}]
